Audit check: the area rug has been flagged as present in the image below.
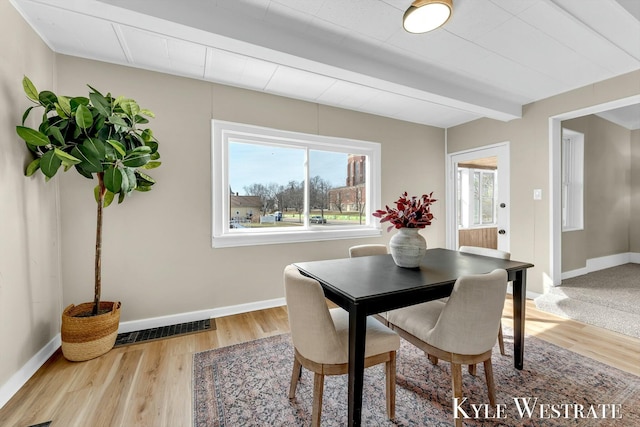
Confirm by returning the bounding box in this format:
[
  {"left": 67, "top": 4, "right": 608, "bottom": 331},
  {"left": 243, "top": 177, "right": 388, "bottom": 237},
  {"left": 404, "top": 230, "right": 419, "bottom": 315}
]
[
  {"left": 535, "top": 264, "right": 640, "bottom": 338},
  {"left": 193, "top": 330, "right": 640, "bottom": 426}
]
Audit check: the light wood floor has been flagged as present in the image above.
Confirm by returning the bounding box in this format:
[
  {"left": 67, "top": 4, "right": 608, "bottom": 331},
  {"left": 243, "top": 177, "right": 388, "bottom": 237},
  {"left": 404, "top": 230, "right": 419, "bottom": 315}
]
[{"left": 1, "top": 297, "right": 638, "bottom": 427}]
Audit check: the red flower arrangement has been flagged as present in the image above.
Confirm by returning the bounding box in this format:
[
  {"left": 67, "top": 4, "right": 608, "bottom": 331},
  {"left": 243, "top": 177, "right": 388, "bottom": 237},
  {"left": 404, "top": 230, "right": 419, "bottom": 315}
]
[{"left": 373, "top": 192, "right": 437, "bottom": 231}]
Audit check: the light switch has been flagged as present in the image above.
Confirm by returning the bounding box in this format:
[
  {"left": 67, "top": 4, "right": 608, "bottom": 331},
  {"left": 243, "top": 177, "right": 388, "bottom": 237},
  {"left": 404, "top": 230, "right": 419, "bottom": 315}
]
[{"left": 533, "top": 189, "right": 542, "bottom": 200}]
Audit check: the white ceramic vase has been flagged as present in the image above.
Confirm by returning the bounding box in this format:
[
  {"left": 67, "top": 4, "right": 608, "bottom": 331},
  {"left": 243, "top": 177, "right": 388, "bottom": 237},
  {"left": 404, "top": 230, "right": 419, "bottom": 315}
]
[{"left": 389, "top": 227, "right": 427, "bottom": 268}]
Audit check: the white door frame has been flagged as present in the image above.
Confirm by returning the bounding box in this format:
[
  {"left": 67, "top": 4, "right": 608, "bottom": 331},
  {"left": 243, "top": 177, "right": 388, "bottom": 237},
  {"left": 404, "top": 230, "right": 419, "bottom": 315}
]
[
  {"left": 446, "top": 142, "right": 510, "bottom": 252},
  {"left": 548, "top": 94, "right": 640, "bottom": 286}
]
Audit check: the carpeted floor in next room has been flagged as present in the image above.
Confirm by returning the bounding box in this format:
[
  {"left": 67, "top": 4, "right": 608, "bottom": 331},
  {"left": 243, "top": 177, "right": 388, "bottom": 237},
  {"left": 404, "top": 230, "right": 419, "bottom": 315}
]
[{"left": 535, "top": 263, "right": 640, "bottom": 339}]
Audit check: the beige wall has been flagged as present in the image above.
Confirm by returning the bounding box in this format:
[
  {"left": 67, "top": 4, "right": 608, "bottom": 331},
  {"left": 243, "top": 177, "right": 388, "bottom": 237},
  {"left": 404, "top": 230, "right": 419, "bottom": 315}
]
[
  {"left": 447, "top": 70, "right": 640, "bottom": 293},
  {"left": 0, "top": 1, "right": 60, "bottom": 392},
  {"left": 561, "top": 116, "right": 632, "bottom": 271},
  {"left": 55, "top": 56, "right": 446, "bottom": 322},
  {"left": 632, "top": 129, "right": 640, "bottom": 253}
]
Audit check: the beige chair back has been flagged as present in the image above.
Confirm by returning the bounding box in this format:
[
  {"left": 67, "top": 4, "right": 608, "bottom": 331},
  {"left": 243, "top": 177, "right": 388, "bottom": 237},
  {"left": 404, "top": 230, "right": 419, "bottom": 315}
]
[
  {"left": 349, "top": 244, "right": 388, "bottom": 258},
  {"left": 459, "top": 245, "right": 510, "bottom": 260},
  {"left": 426, "top": 269, "right": 508, "bottom": 355},
  {"left": 284, "top": 265, "right": 346, "bottom": 364}
]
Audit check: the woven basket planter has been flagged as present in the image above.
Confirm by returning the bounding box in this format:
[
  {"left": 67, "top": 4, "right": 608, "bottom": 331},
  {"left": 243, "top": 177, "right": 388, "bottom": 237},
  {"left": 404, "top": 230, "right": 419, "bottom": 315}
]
[{"left": 61, "top": 301, "right": 121, "bottom": 362}]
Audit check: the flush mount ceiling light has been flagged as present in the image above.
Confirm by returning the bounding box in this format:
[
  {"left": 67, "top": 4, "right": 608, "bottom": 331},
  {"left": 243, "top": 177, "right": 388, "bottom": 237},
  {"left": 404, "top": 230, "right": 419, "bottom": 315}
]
[{"left": 403, "top": 0, "right": 453, "bottom": 34}]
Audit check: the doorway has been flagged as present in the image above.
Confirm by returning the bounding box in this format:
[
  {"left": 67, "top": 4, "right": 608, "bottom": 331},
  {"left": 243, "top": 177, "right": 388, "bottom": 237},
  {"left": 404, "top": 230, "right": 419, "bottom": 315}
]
[{"left": 446, "top": 143, "right": 510, "bottom": 252}]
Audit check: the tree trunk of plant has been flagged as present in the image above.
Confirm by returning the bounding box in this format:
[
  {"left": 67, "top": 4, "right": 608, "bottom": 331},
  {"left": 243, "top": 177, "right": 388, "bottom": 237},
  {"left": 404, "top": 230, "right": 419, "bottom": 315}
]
[{"left": 93, "top": 172, "right": 106, "bottom": 316}]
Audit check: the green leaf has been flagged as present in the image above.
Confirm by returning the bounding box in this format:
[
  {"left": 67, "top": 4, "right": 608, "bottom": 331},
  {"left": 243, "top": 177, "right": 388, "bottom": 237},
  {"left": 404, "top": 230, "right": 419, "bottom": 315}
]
[
  {"left": 123, "top": 167, "right": 136, "bottom": 192},
  {"left": 120, "top": 99, "right": 140, "bottom": 117},
  {"left": 21, "top": 106, "right": 35, "bottom": 125},
  {"left": 83, "top": 138, "right": 106, "bottom": 160},
  {"left": 16, "top": 126, "right": 50, "bottom": 146},
  {"left": 40, "top": 149, "right": 62, "bottom": 178},
  {"left": 70, "top": 97, "right": 90, "bottom": 108},
  {"left": 56, "top": 95, "right": 71, "bottom": 117},
  {"left": 25, "top": 158, "right": 41, "bottom": 176},
  {"left": 122, "top": 152, "right": 150, "bottom": 168},
  {"left": 103, "top": 166, "right": 123, "bottom": 193},
  {"left": 118, "top": 190, "right": 126, "bottom": 204},
  {"left": 93, "top": 115, "right": 105, "bottom": 132},
  {"left": 106, "top": 139, "right": 126, "bottom": 158},
  {"left": 150, "top": 152, "right": 160, "bottom": 160},
  {"left": 135, "top": 170, "right": 156, "bottom": 185},
  {"left": 140, "top": 162, "right": 162, "bottom": 170},
  {"left": 108, "top": 115, "right": 128, "bottom": 128},
  {"left": 22, "top": 76, "right": 39, "bottom": 102},
  {"left": 132, "top": 145, "right": 152, "bottom": 154},
  {"left": 54, "top": 148, "right": 81, "bottom": 166},
  {"left": 71, "top": 145, "right": 103, "bottom": 173},
  {"left": 38, "top": 91, "right": 57, "bottom": 109},
  {"left": 104, "top": 190, "right": 115, "bottom": 207},
  {"left": 139, "top": 108, "right": 155, "bottom": 118},
  {"left": 145, "top": 140, "right": 159, "bottom": 153},
  {"left": 89, "top": 91, "right": 111, "bottom": 117},
  {"left": 46, "top": 126, "right": 65, "bottom": 146},
  {"left": 94, "top": 185, "right": 101, "bottom": 203},
  {"left": 119, "top": 168, "right": 131, "bottom": 193},
  {"left": 75, "top": 104, "right": 93, "bottom": 129},
  {"left": 135, "top": 185, "right": 152, "bottom": 192},
  {"left": 86, "top": 84, "right": 104, "bottom": 96},
  {"left": 140, "top": 129, "right": 154, "bottom": 143},
  {"left": 76, "top": 164, "right": 94, "bottom": 179},
  {"left": 140, "top": 161, "right": 161, "bottom": 170},
  {"left": 54, "top": 103, "right": 68, "bottom": 119}
]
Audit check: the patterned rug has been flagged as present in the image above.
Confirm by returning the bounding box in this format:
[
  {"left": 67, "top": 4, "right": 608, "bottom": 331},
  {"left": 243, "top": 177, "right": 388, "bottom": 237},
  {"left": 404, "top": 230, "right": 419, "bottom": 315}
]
[{"left": 193, "top": 329, "right": 640, "bottom": 426}]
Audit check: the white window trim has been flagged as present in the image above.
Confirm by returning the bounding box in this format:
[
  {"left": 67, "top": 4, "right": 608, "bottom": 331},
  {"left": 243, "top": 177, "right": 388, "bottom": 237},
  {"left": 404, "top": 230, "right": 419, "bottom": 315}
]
[
  {"left": 561, "top": 128, "right": 584, "bottom": 232},
  {"left": 211, "top": 120, "right": 382, "bottom": 248}
]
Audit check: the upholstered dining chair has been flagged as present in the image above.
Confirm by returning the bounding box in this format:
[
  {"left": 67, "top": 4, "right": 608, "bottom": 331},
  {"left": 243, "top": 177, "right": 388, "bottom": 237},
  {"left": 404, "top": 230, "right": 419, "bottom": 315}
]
[
  {"left": 283, "top": 265, "right": 400, "bottom": 426},
  {"left": 349, "top": 243, "right": 388, "bottom": 258},
  {"left": 385, "top": 269, "right": 508, "bottom": 427},
  {"left": 459, "top": 245, "right": 511, "bottom": 358},
  {"left": 348, "top": 244, "right": 389, "bottom": 325}
]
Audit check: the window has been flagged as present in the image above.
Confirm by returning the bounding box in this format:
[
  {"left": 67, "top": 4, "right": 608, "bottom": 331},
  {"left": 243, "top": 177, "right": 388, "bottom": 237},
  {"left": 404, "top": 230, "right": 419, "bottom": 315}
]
[
  {"left": 561, "top": 128, "right": 584, "bottom": 231},
  {"left": 212, "top": 120, "right": 381, "bottom": 247},
  {"left": 457, "top": 167, "right": 497, "bottom": 228}
]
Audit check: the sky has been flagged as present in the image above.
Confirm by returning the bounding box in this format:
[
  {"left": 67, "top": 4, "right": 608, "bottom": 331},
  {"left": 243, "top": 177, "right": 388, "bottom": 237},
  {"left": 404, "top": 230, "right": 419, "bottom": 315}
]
[{"left": 229, "top": 141, "right": 349, "bottom": 194}]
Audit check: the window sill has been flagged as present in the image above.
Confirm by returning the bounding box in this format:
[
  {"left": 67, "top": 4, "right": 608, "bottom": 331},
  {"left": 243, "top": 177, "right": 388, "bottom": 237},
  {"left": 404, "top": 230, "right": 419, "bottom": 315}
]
[{"left": 212, "top": 227, "right": 382, "bottom": 248}]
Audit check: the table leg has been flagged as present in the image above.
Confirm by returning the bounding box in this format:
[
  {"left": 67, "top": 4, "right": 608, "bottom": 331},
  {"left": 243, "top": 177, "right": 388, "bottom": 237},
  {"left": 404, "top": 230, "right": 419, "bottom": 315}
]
[
  {"left": 512, "top": 269, "right": 527, "bottom": 370},
  {"left": 348, "top": 304, "right": 367, "bottom": 426}
]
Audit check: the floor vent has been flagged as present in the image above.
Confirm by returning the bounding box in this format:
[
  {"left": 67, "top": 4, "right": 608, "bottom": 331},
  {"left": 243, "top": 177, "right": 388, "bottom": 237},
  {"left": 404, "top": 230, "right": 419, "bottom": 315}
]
[{"left": 114, "top": 319, "right": 214, "bottom": 347}]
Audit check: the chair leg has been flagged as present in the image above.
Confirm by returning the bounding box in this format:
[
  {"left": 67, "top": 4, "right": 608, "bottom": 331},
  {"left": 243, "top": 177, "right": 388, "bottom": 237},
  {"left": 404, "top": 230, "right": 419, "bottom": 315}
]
[
  {"left": 483, "top": 358, "right": 496, "bottom": 406},
  {"left": 312, "top": 372, "right": 324, "bottom": 427},
  {"left": 468, "top": 364, "right": 477, "bottom": 376},
  {"left": 289, "top": 357, "right": 302, "bottom": 399},
  {"left": 498, "top": 325, "right": 505, "bottom": 356},
  {"left": 451, "top": 363, "right": 463, "bottom": 427},
  {"left": 427, "top": 353, "right": 439, "bottom": 365},
  {"left": 385, "top": 351, "right": 396, "bottom": 419}
]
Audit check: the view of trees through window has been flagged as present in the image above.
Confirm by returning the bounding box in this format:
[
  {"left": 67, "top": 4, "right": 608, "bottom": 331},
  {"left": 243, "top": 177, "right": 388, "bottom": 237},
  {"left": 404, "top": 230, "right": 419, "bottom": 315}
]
[
  {"left": 457, "top": 167, "right": 497, "bottom": 228},
  {"left": 228, "top": 141, "right": 369, "bottom": 229}
]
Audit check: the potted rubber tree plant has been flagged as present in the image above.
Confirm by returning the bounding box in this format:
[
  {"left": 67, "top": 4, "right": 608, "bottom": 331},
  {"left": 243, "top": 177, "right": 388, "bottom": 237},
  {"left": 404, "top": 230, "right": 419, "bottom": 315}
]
[{"left": 16, "top": 76, "right": 161, "bottom": 361}]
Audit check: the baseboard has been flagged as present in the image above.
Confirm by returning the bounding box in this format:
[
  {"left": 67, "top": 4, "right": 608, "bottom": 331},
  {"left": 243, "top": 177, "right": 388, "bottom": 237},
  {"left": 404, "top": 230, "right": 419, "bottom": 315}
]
[
  {"left": 0, "top": 298, "right": 286, "bottom": 410},
  {"left": 0, "top": 334, "right": 61, "bottom": 410},
  {"left": 118, "top": 297, "right": 286, "bottom": 333},
  {"left": 507, "top": 283, "right": 541, "bottom": 300},
  {"left": 561, "top": 252, "right": 639, "bottom": 280}
]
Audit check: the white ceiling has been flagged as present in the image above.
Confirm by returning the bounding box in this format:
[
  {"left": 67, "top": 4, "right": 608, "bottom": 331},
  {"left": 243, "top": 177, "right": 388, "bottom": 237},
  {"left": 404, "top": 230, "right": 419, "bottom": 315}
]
[{"left": 10, "top": 0, "right": 640, "bottom": 129}]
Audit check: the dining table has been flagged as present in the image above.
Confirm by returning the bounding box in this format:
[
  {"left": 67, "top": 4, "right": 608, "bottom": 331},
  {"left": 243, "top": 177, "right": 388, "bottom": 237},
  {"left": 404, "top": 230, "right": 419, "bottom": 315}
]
[{"left": 294, "top": 247, "right": 534, "bottom": 427}]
